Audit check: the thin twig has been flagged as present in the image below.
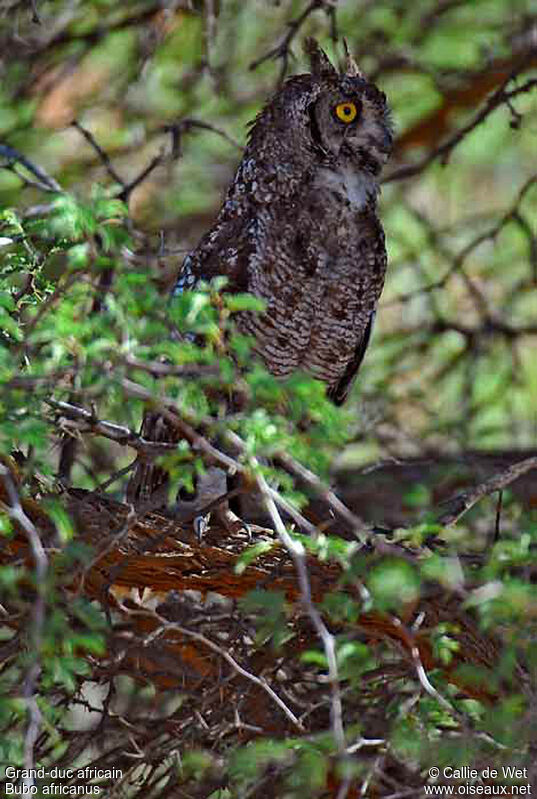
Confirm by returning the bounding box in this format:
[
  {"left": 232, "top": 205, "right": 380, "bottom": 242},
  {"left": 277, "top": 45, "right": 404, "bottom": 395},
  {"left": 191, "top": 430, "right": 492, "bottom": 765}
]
[
  {"left": 494, "top": 490, "right": 503, "bottom": 543},
  {"left": 383, "top": 171, "right": 537, "bottom": 307},
  {"left": 71, "top": 121, "right": 126, "bottom": 188},
  {"left": 95, "top": 460, "right": 137, "bottom": 492},
  {"left": 123, "top": 354, "right": 219, "bottom": 378},
  {"left": 76, "top": 504, "right": 137, "bottom": 595},
  {"left": 141, "top": 612, "right": 304, "bottom": 731},
  {"left": 275, "top": 451, "right": 370, "bottom": 541},
  {"left": 249, "top": 0, "right": 329, "bottom": 85},
  {"left": 30, "top": 0, "right": 41, "bottom": 23},
  {"left": 411, "top": 641, "right": 506, "bottom": 750},
  {"left": 117, "top": 151, "right": 166, "bottom": 203},
  {"left": 163, "top": 118, "right": 243, "bottom": 155},
  {"left": 0, "top": 143, "right": 62, "bottom": 192}
]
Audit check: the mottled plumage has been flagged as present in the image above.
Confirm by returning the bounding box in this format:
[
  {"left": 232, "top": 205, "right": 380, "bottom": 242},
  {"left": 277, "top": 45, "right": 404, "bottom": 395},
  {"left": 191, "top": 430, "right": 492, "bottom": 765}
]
[
  {"left": 127, "top": 40, "right": 392, "bottom": 522},
  {"left": 175, "top": 41, "right": 392, "bottom": 403}
]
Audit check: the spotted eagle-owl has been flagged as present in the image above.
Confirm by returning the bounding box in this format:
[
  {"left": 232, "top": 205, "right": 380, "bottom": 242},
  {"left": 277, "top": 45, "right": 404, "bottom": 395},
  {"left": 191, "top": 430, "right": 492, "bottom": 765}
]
[
  {"left": 176, "top": 40, "right": 392, "bottom": 403},
  {"left": 127, "top": 40, "right": 392, "bottom": 517}
]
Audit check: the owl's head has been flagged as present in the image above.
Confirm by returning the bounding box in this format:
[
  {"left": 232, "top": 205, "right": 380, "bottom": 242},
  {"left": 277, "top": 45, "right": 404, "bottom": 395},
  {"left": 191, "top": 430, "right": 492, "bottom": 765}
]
[
  {"left": 303, "top": 39, "right": 393, "bottom": 176},
  {"left": 244, "top": 39, "right": 393, "bottom": 198}
]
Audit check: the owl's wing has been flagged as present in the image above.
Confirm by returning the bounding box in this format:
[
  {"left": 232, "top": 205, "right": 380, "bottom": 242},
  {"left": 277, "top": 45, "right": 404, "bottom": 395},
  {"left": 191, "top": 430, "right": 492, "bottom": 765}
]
[{"left": 327, "top": 312, "right": 375, "bottom": 406}]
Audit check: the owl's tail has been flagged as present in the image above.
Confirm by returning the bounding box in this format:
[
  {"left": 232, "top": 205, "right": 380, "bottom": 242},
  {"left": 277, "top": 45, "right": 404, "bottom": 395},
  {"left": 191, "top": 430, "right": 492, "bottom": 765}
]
[{"left": 126, "top": 411, "right": 179, "bottom": 511}]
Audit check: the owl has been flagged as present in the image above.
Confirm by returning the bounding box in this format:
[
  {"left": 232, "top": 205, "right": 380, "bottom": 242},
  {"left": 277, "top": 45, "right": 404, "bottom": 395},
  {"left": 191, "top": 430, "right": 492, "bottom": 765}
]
[
  {"left": 128, "top": 39, "right": 393, "bottom": 528},
  {"left": 176, "top": 39, "right": 392, "bottom": 403}
]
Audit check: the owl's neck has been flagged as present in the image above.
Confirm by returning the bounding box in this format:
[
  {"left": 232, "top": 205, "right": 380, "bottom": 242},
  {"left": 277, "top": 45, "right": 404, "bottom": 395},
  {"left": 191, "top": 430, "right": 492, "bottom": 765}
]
[{"left": 314, "top": 165, "right": 379, "bottom": 211}]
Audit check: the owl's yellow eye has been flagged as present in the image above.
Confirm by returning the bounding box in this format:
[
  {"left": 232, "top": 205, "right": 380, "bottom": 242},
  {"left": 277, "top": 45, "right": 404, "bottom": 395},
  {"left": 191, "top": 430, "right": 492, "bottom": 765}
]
[{"left": 335, "top": 101, "right": 358, "bottom": 123}]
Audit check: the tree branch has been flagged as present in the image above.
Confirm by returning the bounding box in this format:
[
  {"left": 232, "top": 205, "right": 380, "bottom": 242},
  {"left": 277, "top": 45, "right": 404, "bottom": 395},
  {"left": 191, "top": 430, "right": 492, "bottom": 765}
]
[
  {"left": 0, "top": 143, "right": 62, "bottom": 193},
  {"left": 437, "top": 455, "right": 537, "bottom": 526},
  {"left": 387, "top": 69, "right": 537, "bottom": 183}
]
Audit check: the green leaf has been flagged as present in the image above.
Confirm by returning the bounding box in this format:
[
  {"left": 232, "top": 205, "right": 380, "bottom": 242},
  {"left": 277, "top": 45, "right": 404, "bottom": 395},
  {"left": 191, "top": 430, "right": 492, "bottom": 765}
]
[{"left": 367, "top": 559, "right": 420, "bottom": 611}]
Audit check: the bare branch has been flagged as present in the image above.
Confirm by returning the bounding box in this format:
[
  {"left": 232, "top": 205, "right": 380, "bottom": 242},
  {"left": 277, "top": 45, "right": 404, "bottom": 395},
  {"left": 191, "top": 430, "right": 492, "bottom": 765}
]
[
  {"left": 254, "top": 465, "right": 346, "bottom": 753},
  {"left": 141, "top": 611, "right": 305, "bottom": 732},
  {"left": 71, "top": 121, "right": 126, "bottom": 188},
  {"left": 249, "top": 0, "right": 334, "bottom": 85},
  {"left": 438, "top": 456, "right": 537, "bottom": 527},
  {"left": 411, "top": 642, "right": 506, "bottom": 751},
  {"left": 46, "top": 398, "right": 182, "bottom": 456},
  {"left": 0, "top": 143, "right": 62, "bottom": 193},
  {"left": 387, "top": 68, "right": 537, "bottom": 184},
  {"left": 163, "top": 118, "right": 243, "bottom": 155},
  {"left": 117, "top": 150, "right": 166, "bottom": 203},
  {"left": 275, "top": 451, "right": 370, "bottom": 541},
  {"left": 122, "top": 354, "right": 219, "bottom": 379}
]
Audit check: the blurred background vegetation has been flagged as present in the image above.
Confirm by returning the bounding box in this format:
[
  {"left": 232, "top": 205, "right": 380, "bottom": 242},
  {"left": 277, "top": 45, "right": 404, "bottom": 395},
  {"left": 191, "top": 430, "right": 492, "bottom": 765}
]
[{"left": 1, "top": 1, "right": 537, "bottom": 797}]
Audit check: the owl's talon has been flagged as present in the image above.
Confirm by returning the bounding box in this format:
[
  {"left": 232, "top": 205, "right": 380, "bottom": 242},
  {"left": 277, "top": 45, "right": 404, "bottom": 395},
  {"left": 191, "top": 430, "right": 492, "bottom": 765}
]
[{"left": 193, "top": 514, "right": 209, "bottom": 544}]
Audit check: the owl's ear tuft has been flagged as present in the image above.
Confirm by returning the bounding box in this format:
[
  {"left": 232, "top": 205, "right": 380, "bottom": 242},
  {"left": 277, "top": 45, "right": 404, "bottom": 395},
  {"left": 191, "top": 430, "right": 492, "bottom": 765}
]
[
  {"left": 342, "top": 38, "right": 365, "bottom": 79},
  {"left": 304, "top": 37, "right": 337, "bottom": 78}
]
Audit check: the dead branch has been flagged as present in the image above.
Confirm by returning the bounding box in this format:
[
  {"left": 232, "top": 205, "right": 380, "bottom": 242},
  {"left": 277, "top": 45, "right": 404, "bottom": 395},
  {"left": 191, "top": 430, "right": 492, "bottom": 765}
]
[
  {"left": 387, "top": 68, "right": 537, "bottom": 183},
  {"left": 438, "top": 455, "right": 537, "bottom": 526}
]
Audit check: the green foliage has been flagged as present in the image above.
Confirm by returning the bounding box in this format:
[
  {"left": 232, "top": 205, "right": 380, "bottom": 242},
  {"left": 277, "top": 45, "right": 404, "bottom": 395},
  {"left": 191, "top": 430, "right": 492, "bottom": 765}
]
[
  {"left": 1, "top": 0, "right": 537, "bottom": 796},
  {"left": 367, "top": 559, "right": 421, "bottom": 610},
  {"left": 240, "top": 590, "right": 291, "bottom": 649}
]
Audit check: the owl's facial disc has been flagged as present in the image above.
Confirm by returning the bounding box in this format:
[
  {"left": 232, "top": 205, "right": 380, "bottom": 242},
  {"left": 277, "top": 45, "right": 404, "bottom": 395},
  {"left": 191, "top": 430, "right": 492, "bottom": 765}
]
[{"left": 309, "top": 82, "right": 392, "bottom": 176}]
